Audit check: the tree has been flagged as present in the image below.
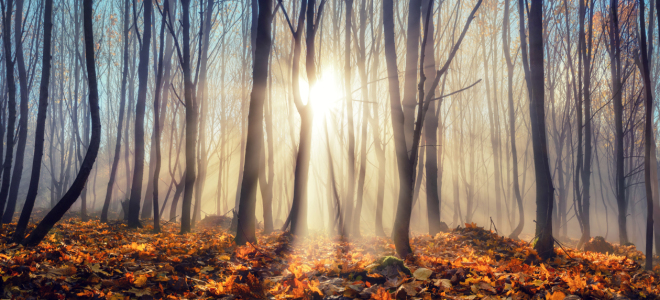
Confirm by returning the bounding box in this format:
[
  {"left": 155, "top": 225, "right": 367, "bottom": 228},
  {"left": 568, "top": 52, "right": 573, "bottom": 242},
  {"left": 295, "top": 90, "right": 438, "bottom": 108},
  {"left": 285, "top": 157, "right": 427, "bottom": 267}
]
[
  {"left": 422, "top": 0, "right": 441, "bottom": 236},
  {"left": 638, "top": 0, "right": 654, "bottom": 271},
  {"left": 180, "top": 0, "right": 198, "bottom": 234},
  {"left": 0, "top": 0, "right": 17, "bottom": 220},
  {"left": 12, "top": 0, "right": 53, "bottom": 243},
  {"left": 235, "top": 0, "right": 273, "bottom": 244},
  {"left": 504, "top": 0, "right": 524, "bottom": 240},
  {"left": 151, "top": 0, "right": 173, "bottom": 233},
  {"left": 522, "top": 0, "right": 555, "bottom": 260},
  {"left": 608, "top": 0, "right": 628, "bottom": 245},
  {"left": 3, "top": 0, "right": 30, "bottom": 223},
  {"left": 385, "top": 0, "right": 482, "bottom": 257},
  {"left": 343, "top": 0, "right": 355, "bottom": 234},
  {"left": 22, "top": 0, "right": 101, "bottom": 247},
  {"left": 101, "top": 0, "right": 131, "bottom": 223},
  {"left": 128, "top": 0, "right": 153, "bottom": 229}
]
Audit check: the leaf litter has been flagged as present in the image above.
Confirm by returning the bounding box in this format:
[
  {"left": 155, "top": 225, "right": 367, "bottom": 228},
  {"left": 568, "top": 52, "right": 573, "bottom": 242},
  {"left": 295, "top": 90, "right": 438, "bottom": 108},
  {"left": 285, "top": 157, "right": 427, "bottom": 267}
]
[{"left": 0, "top": 219, "right": 657, "bottom": 299}]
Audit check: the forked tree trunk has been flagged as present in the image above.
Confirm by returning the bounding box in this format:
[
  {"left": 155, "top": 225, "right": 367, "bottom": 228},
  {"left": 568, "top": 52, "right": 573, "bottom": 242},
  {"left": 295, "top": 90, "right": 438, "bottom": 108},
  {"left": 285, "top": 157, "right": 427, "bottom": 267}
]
[{"left": 22, "top": 0, "right": 101, "bottom": 246}]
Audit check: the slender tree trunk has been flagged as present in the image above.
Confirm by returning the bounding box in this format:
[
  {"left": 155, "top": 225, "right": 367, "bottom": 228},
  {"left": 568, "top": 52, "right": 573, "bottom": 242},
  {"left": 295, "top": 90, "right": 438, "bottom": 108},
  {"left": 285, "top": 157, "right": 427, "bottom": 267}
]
[
  {"left": 22, "top": 0, "right": 101, "bottom": 246},
  {"left": 151, "top": 0, "right": 171, "bottom": 233},
  {"left": 191, "top": 0, "right": 214, "bottom": 227},
  {"left": 526, "top": 0, "right": 555, "bottom": 260},
  {"left": 403, "top": 0, "right": 421, "bottom": 150},
  {"left": 344, "top": 0, "right": 355, "bottom": 234},
  {"left": 422, "top": 0, "right": 440, "bottom": 236},
  {"left": 12, "top": 0, "right": 53, "bottom": 243},
  {"left": 353, "top": 0, "right": 369, "bottom": 237},
  {"left": 101, "top": 0, "right": 131, "bottom": 223},
  {"left": 235, "top": 0, "right": 272, "bottom": 244},
  {"left": 128, "top": 0, "right": 152, "bottom": 228},
  {"left": 180, "top": 0, "right": 199, "bottom": 234},
  {"left": 3, "top": 0, "right": 29, "bottom": 223},
  {"left": 578, "top": 0, "right": 594, "bottom": 248},
  {"left": 609, "top": 0, "right": 628, "bottom": 244},
  {"left": 504, "top": 0, "right": 524, "bottom": 239},
  {"left": 639, "top": 0, "right": 654, "bottom": 270},
  {"left": 0, "top": 0, "right": 16, "bottom": 219},
  {"left": 279, "top": 0, "right": 306, "bottom": 233}
]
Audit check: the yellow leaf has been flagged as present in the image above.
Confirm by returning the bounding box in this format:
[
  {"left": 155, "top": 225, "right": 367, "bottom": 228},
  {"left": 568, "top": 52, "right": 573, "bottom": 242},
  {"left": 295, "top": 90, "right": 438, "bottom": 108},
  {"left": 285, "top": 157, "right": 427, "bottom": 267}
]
[
  {"left": 218, "top": 255, "right": 231, "bottom": 261},
  {"left": 546, "top": 290, "right": 566, "bottom": 300},
  {"left": 134, "top": 274, "right": 148, "bottom": 287}
]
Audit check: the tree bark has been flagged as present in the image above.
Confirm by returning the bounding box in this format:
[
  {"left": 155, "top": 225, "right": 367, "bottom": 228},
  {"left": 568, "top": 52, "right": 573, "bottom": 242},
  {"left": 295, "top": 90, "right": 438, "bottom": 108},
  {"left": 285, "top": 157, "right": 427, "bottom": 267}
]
[
  {"left": 0, "top": 0, "right": 17, "bottom": 220},
  {"left": 22, "top": 0, "right": 101, "bottom": 246},
  {"left": 101, "top": 0, "right": 131, "bottom": 223},
  {"left": 235, "top": 0, "right": 272, "bottom": 244},
  {"left": 526, "top": 0, "right": 555, "bottom": 260},
  {"left": 344, "top": 0, "right": 356, "bottom": 234},
  {"left": 128, "top": 0, "right": 152, "bottom": 229},
  {"left": 12, "top": 0, "right": 53, "bottom": 243},
  {"left": 180, "top": 0, "right": 198, "bottom": 234},
  {"left": 609, "top": 0, "right": 628, "bottom": 244},
  {"left": 504, "top": 0, "right": 524, "bottom": 239},
  {"left": 638, "top": 0, "right": 654, "bottom": 270},
  {"left": 3, "top": 0, "right": 29, "bottom": 223}
]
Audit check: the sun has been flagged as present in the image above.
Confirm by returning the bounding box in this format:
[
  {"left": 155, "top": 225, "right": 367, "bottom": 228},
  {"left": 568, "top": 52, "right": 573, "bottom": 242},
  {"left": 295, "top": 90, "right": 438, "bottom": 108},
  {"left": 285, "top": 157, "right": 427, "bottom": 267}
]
[{"left": 299, "top": 70, "right": 342, "bottom": 118}]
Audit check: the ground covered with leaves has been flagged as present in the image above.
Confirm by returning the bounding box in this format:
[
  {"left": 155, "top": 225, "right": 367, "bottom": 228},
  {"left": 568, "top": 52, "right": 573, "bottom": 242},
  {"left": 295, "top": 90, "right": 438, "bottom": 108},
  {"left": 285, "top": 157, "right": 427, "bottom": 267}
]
[{"left": 0, "top": 219, "right": 658, "bottom": 299}]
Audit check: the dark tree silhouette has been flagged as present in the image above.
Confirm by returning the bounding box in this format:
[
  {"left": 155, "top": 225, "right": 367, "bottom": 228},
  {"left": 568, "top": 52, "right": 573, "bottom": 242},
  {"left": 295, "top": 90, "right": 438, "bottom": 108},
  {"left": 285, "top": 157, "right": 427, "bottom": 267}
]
[
  {"left": 0, "top": 0, "right": 17, "bottom": 220},
  {"left": 3, "top": 0, "right": 30, "bottom": 224},
  {"left": 235, "top": 0, "right": 273, "bottom": 244},
  {"left": 128, "top": 0, "right": 153, "bottom": 229},
  {"left": 22, "top": 0, "right": 102, "bottom": 247},
  {"left": 12, "top": 0, "right": 53, "bottom": 243},
  {"left": 101, "top": 0, "right": 131, "bottom": 223}
]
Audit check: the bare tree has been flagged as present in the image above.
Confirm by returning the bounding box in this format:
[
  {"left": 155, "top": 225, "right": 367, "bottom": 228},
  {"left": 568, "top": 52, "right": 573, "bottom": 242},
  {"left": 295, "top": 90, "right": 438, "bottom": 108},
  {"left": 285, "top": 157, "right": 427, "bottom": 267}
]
[
  {"left": 22, "top": 0, "right": 101, "bottom": 247},
  {"left": 12, "top": 0, "right": 53, "bottom": 243},
  {"left": 235, "top": 0, "right": 273, "bottom": 244}
]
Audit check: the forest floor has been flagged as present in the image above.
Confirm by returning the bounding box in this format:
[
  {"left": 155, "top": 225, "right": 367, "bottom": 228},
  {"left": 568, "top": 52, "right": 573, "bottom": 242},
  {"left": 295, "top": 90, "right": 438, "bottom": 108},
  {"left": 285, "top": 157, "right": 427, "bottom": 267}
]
[{"left": 0, "top": 215, "right": 658, "bottom": 300}]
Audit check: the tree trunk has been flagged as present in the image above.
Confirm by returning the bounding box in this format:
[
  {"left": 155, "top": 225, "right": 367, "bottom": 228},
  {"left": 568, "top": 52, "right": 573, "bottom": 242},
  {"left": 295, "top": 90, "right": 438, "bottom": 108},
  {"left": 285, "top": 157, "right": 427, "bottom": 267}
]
[
  {"left": 128, "top": 0, "right": 152, "bottom": 229},
  {"left": 638, "top": 0, "right": 654, "bottom": 270},
  {"left": 12, "top": 0, "right": 53, "bottom": 243},
  {"left": 101, "top": 0, "right": 131, "bottom": 223},
  {"left": 578, "top": 0, "right": 594, "bottom": 249},
  {"left": 180, "top": 0, "right": 198, "bottom": 234},
  {"left": 151, "top": 0, "right": 172, "bottom": 233},
  {"left": 526, "top": 0, "right": 555, "bottom": 260},
  {"left": 344, "top": 0, "right": 355, "bottom": 234},
  {"left": 3, "top": 0, "right": 29, "bottom": 223},
  {"left": 0, "top": 0, "right": 17, "bottom": 220},
  {"left": 422, "top": 0, "right": 440, "bottom": 236},
  {"left": 22, "top": 0, "right": 101, "bottom": 246},
  {"left": 235, "top": 0, "right": 272, "bottom": 244},
  {"left": 403, "top": 0, "right": 421, "bottom": 151},
  {"left": 353, "top": 0, "right": 369, "bottom": 237},
  {"left": 504, "top": 0, "right": 524, "bottom": 239},
  {"left": 609, "top": 0, "right": 628, "bottom": 244}
]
